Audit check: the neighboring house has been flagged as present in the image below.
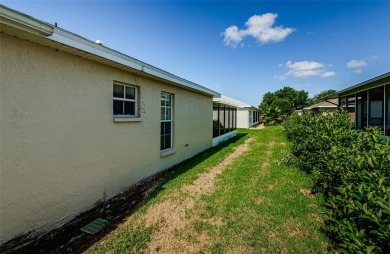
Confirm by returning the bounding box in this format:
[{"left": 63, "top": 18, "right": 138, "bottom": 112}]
[
  {"left": 0, "top": 5, "right": 220, "bottom": 245},
  {"left": 213, "top": 95, "right": 261, "bottom": 129},
  {"left": 332, "top": 72, "right": 390, "bottom": 136},
  {"left": 212, "top": 99, "right": 238, "bottom": 147},
  {"left": 303, "top": 98, "right": 339, "bottom": 115}
]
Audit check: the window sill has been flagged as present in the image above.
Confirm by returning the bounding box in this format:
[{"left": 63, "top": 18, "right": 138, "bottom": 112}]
[
  {"left": 160, "top": 148, "right": 175, "bottom": 157},
  {"left": 113, "top": 117, "right": 141, "bottom": 123}
]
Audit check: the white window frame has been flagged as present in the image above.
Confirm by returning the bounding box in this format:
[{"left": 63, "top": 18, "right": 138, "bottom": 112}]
[
  {"left": 161, "top": 92, "right": 174, "bottom": 153},
  {"left": 113, "top": 83, "right": 138, "bottom": 118}
]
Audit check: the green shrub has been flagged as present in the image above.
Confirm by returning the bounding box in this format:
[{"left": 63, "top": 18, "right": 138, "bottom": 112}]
[
  {"left": 283, "top": 109, "right": 390, "bottom": 253},
  {"left": 325, "top": 170, "right": 390, "bottom": 254}
]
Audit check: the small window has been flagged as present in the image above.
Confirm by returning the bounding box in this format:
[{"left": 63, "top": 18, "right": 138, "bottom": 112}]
[{"left": 113, "top": 83, "right": 138, "bottom": 117}]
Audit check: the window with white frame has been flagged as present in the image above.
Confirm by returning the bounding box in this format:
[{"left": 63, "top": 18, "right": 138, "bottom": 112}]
[
  {"left": 161, "top": 92, "right": 173, "bottom": 151},
  {"left": 113, "top": 83, "right": 138, "bottom": 117}
]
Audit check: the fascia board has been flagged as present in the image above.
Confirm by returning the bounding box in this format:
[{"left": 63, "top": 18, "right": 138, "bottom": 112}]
[
  {"left": 1, "top": 5, "right": 219, "bottom": 97},
  {"left": 213, "top": 101, "right": 238, "bottom": 108},
  {"left": 0, "top": 4, "right": 53, "bottom": 35},
  {"left": 335, "top": 72, "right": 390, "bottom": 97},
  {"left": 50, "top": 28, "right": 144, "bottom": 71},
  {"left": 243, "top": 106, "right": 260, "bottom": 111},
  {"left": 143, "top": 67, "right": 220, "bottom": 97},
  {"left": 49, "top": 28, "right": 219, "bottom": 97}
]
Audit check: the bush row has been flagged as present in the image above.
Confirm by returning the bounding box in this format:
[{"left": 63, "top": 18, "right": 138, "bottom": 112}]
[{"left": 283, "top": 110, "right": 390, "bottom": 254}]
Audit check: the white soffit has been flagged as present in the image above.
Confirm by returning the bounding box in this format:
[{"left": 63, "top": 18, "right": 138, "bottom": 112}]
[{"left": 213, "top": 95, "right": 259, "bottom": 110}]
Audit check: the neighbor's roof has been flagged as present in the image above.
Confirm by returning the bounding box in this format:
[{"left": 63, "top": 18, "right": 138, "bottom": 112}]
[
  {"left": 213, "top": 95, "right": 260, "bottom": 110},
  {"left": 303, "top": 98, "right": 338, "bottom": 110},
  {"left": 0, "top": 5, "right": 220, "bottom": 97},
  {"left": 327, "top": 72, "right": 390, "bottom": 98}
]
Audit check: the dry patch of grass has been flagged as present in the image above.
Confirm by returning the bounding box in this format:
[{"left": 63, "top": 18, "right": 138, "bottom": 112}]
[
  {"left": 88, "top": 127, "right": 329, "bottom": 253},
  {"left": 300, "top": 188, "right": 314, "bottom": 197},
  {"left": 140, "top": 137, "right": 253, "bottom": 253},
  {"left": 184, "top": 137, "right": 252, "bottom": 195}
]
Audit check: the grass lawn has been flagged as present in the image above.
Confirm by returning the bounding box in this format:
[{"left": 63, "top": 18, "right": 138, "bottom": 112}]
[{"left": 88, "top": 126, "right": 329, "bottom": 253}]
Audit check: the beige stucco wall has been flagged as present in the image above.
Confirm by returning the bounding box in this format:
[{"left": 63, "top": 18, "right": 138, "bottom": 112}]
[{"left": 0, "top": 35, "right": 213, "bottom": 244}]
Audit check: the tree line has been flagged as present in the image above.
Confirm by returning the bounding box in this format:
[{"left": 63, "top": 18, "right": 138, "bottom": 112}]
[{"left": 259, "top": 87, "right": 336, "bottom": 124}]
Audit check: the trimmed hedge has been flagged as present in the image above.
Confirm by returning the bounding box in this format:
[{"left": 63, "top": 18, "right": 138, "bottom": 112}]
[{"left": 284, "top": 110, "right": 390, "bottom": 254}]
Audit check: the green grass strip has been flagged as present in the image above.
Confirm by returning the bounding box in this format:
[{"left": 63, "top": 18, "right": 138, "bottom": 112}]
[{"left": 90, "top": 126, "right": 329, "bottom": 253}]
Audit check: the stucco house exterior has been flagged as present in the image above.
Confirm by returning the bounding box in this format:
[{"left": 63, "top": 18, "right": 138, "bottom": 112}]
[
  {"left": 213, "top": 95, "right": 261, "bottom": 129},
  {"left": 332, "top": 72, "right": 389, "bottom": 136},
  {"left": 0, "top": 5, "right": 220, "bottom": 246}
]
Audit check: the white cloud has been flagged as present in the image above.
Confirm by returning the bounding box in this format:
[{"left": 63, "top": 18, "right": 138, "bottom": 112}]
[
  {"left": 286, "top": 61, "right": 323, "bottom": 78},
  {"left": 289, "top": 69, "right": 323, "bottom": 78},
  {"left": 286, "top": 61, "right": 324, "bottom": 78},
  {"left": 223, "top": 26, "right": 243, "bottom": 45},
  {"left": 223, "top": 13, "right": 294, "bottom": 47},
  {"left": 370, "top": 55, "right": 379, "bottom": 61},
  {"left": 275, "top": 60, "right": 335, "bottom": 79},
  {"left": 274, "top": 74, "right": 287, "bottom": 80},
  {"left": 321, "top": 71, "right": 337, "bottom": 78},
  {"left": 347, "top": 59, "right": 368, "bottom": 68},
  {"left": 347, "top": 59, "right": 369, "bottom": 74}
]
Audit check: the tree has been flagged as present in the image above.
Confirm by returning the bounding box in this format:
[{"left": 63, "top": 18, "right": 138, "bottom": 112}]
[
  {"left": 262, "top": 106, "right": 283, "bottom": 125},
  {"left": 270, "top": 98, "right": 292, "bottom": 115},
  {"left": 259, "top": 87, "right": 308, "bottom": 122},
  {"left": 260, "top": 87, "right": 308, "bottom": 110},
  {"left": 259, "top": 92, "right": 275, "bottom": 110}
]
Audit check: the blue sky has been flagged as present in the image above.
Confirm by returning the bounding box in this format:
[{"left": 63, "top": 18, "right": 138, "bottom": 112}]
[{"left": 3, "top": 0, "right": 390, "bottom": 106}]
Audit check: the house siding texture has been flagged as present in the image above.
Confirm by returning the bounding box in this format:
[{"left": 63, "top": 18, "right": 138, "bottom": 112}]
[{"left": 0, "top": 35, "right": 213, "bottom": 243}]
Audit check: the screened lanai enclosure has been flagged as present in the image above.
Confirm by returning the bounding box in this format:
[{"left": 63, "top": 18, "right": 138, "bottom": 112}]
[
  {"left": 337, "top": 72, "right": 389, "bottom": 136},
  {"left": 211, "top": 104, "right": 237, "bottom": 147},
  {"left": 213, "top": 105, "right": 237, "bottom": 138}
]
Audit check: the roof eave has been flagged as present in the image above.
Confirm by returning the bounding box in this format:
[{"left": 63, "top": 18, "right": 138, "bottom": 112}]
[
  {"left": 0, "top": 4, "right": 53, "bottom": 35},
  {"left": 0, "top": 4, "right": 220, "bottom": 97},
  {"left": 327, "top": 72, "right": 390, "bottom": 98},
  {"left": 244, "top": 106, "right": 260, "bottom": 111},
  {"left": 212, "top": 101, "right": 238, "bottom": 108}
]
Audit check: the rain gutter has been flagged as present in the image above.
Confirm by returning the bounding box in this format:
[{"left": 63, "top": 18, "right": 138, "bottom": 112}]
[
  {"left": 0, "top": 4, "right": 220, "bottom": 97},
  {"left": 0, "top": 4, "right": 53, "bottom": 35}
]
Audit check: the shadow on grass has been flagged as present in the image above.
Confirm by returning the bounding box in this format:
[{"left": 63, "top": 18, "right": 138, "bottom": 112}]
[{"left": 1, "top": 133, "right": 248, "bottom": 254}]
